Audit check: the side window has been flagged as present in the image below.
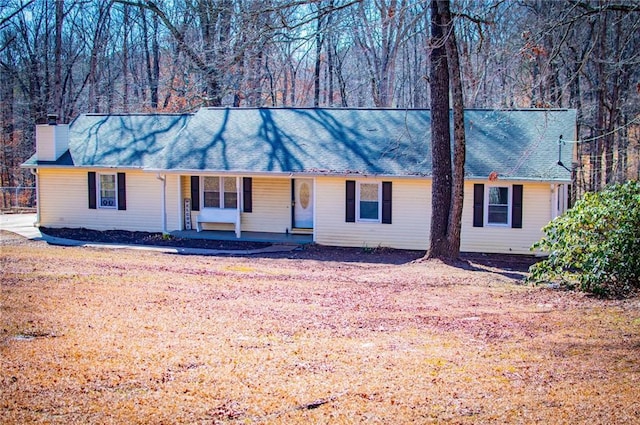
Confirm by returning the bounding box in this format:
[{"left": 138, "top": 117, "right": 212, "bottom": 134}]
[
  {"left": 487, "top": 186, "right": 509, "bottom": 225},
  {"left": 357, "top": 182, "right": 381, "bottom": 222},
  {"left": 99, "top": 173, "right": 117, "bottom": 208},
  {"left": 202, "top": 176, "right": 238, "bottom": 209}
]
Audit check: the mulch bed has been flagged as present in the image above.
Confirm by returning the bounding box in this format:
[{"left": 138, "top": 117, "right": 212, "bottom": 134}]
[
  {"left": 40, "top": 227, "right": 271, "bottom": 251},
  {"left": 38, "top": 227, "right": 538, "bottom": 269},
  {"left": 39, "top": 226, "right": 425, "bottom": 263}
]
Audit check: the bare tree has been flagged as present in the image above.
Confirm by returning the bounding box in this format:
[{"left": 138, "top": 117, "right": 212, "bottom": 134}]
[
  {"left": 1, "top": 0, "right": 638, "bottom": 199},
  {"left": 443, "top": 0, "right": 466, "bottom": 259},
  {"left": 425, "top": 0, "right": 466, "bottom": 261},
  {"left": 351, "top": 0, "right": 427, "bottom": 107}
]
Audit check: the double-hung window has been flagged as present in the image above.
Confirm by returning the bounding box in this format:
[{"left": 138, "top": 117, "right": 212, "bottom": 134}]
[
  {"left": 346, "top": 180, "right": 391, "bottom": 224},
  {"left": 203, "top": 176, "right": 238, "bottom": 209},
  {"left": 473, "top": 183, "right": 524, "bottom": 229},
  {"left": 473, "top": 183, "right": 522, "bottom": 228},
  {"left": 357, "top": 182, "right": 381, "bottom": 222},
  {"left": 487, "top": 186, "right": 510, "bottom": 225},
  {"left": 88, "top": 171, "right": 126, "bottom": 210},
  {"left": 99, "top": 173, "right": 117, "bottom": 208}
]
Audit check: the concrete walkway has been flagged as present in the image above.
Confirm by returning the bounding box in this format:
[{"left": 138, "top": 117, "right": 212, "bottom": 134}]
[{"left": 0, "top": 213, "right": 301, "bottom": 255}]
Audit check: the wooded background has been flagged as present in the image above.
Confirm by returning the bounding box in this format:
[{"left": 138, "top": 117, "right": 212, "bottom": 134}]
[{"left": 2, "top": 0, "right": 639, "bottom": 199}]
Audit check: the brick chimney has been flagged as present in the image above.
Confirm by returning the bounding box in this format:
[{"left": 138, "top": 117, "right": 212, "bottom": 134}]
[{"left": 36, "top": 114, "right": 69, "bottom": 161}]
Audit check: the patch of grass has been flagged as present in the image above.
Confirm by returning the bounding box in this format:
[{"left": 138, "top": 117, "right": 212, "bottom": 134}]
[{"left": 1, "top": 239, "right": 639, "bottom": 423}]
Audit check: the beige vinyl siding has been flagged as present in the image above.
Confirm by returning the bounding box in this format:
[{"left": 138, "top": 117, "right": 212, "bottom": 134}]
[
  {"left": 38, "top": 168, "right": 164, "bottom": 232},
  {"left": 165, "top": 174, "right": 181, "bottom": 231},
  {"left": 314, "top": 176, "right": 430, "bottom": 250},
  {"left": 240, "top": 177, "right": 291, "bottom": 233},
  {"left": 37, "top": 168, "right": 552, "bottom": 253},
  {"left": 460, "top": 181, "right": 551, "bottom": 254}
]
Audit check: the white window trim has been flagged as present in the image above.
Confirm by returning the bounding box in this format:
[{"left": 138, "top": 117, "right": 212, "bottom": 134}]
[
  {"left": 98, "top": 173, "right": 117, "bottom": 209},
  {"left": 485, "top": 185, "right": 511, "bottom": 227},
  {"left": 201, "top": 176, "right": 239, "bottom": 210},
  {"left": 356, "top": 181, "right": 382, "bottom": 223}
]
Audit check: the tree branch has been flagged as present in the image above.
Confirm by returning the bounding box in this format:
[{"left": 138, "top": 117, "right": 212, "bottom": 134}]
[{"left": 569, "top": 0, "right": 640, "bottom": 14}]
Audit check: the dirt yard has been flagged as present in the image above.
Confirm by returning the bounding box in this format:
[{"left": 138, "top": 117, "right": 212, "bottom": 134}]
[{"left": 1, "top": 231, "right": 639, "bottom": 424}]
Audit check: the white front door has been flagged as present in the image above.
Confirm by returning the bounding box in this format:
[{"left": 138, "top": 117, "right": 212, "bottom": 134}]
[{"left": 293, "top": 179, "right": 313, "bottom": 229}]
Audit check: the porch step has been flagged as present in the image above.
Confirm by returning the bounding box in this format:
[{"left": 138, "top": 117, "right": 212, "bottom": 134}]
[{"left": 291, "top": 228, "right": 313, "bottom": 235}]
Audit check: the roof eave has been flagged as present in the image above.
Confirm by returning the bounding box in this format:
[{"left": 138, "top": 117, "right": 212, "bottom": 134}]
[{"left": 22, "top": 163, "right": 146, "bottom": 170}]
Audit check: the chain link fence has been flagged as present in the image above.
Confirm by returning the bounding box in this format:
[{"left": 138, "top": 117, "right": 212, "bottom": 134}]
[{"left": 1, "top": 187, "right": 37, "bottom": 212}]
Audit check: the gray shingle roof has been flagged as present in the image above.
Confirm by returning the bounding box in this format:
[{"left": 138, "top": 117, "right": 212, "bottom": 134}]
[
  {"left": 26, "top": 108, "right": 577, "bottom": 181},
  {"left": 24, "top": 114, "right": 190, "bottom": 168}
]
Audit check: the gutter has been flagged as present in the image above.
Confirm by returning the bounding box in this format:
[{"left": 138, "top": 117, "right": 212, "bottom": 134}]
[
  {"left": 22, "top": 164, "right": 146, "bottom": 171},
  {"left": 142, "top": 168, "right": 572, "bottom": 183}
]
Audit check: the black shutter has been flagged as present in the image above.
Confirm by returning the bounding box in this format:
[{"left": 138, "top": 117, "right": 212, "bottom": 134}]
[
  {"left": 473, "top": 183, "right": 484, "bottom": 227},
  {"left": 345, "top": 180, "right": 356, "bottom": 222},
  {"left": 382, "top": 181, "right": 392, "bottom": 224},
  {"left": 190, "top": 176, "right": 200, "bottom": 211},
  {"left": 243, "top": 177, "right": 253, "bottom": 213},
  {"left": 88, "top": 172, "right": 97, "bottom": 209},
  {"left": 512, "top": 184, "right": 523, "bottom": 228},
  {"left": 117, "top": 173, "right": 126, "bottom": 210}
]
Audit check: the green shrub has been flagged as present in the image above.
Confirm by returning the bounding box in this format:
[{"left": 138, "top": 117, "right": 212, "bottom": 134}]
[{"left": 528, "top": 180, "right": 640, "bottom": 297}]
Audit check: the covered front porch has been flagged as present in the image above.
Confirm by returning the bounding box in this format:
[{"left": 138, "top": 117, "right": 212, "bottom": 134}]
[
  {"left": 170, "top": 229, "right": 314, "bottom": 245},
  {"left": 176, "top": 175, "right": 315, "bottom": 241}
]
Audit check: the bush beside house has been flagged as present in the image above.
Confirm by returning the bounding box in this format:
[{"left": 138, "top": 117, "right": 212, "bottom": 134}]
[{"left": 529, "top": 180, "right": 640, "bottom": 297}]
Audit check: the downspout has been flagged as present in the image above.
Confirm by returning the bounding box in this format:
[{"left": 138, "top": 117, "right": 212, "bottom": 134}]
[
  {"left": 157, "top": 174, "right": 167, "bottom": 235},
  {"left": 30, "top": 168, "right": 40, "bottom": 227}
]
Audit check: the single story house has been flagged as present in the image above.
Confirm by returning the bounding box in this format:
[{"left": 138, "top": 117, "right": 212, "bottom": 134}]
[{"left": 23, "top": 107, "right": 576, "bottom": 254}]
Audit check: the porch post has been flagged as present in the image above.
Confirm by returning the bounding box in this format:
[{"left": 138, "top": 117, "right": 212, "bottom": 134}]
[
  {"left": 550, "top": 184, "right": 558, "bottom": 220},
  {"left": 158, "top": 174, "right": 167, "bottom": 234}
]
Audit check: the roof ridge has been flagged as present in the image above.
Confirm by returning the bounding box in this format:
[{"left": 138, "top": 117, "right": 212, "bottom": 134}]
[
  {"left": 78, "top": 108, "right": 576, "bottom": 115},
  {"left": 200, "top": 106, "right": 575, "bottom": 112}
]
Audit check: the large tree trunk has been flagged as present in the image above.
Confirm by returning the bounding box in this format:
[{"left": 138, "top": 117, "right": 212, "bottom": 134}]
[
  {"left": 0, "top": 54, "right": 15, "bottom": 188},
  {"left": 426, "top": 0, "right": 452, "bottom": 259},
  {"left": 442, "top": 0, "right": 465, "bottom": 258},
  {"left": 54, "top": 0, "right": 64, "bottom": 120},
  {"left": 592, "top": 12, "right": 607, "bottom": 192},
  {"left": 327, "top": 1, "right": 335, "bottom": 106},
  {"left": 314, "top": 5, "right": 323, "bottom": 107},
  {"left": 122, "top": 4, "right": 130, "bottom": 112},
  {"left": 425, "top": 0, "right": 465, "bottom": 261},
  {"left": 139, "top": 6, "right": 160, "bottom": 109}
]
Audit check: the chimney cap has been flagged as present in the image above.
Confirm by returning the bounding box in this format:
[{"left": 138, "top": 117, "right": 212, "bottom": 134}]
[{"left": 47, "top": 114, "right": 58, "bottom": 125}]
